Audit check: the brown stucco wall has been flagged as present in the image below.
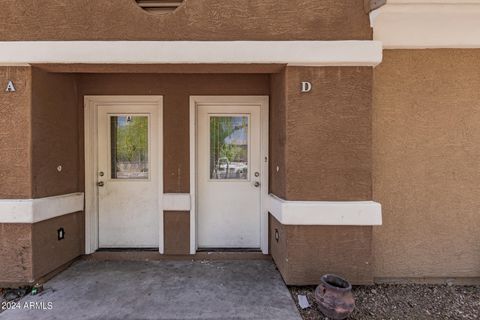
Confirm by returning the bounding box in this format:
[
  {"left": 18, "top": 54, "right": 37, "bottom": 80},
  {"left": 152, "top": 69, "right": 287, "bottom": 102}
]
[
  {"left": 268, "top": 66, "right": 374, "bottom": 284},
  {"left": 0, "top": 66, "right": 32, "bottom": 199},
  {"left": 164, "top": 211, "right": 190, "bottom": 255},
  {"left": 1, "top": 50, "right": 478, "bottom": 285},
  {"left": 0, "top": 67, "right": 81, "bottom": 199},
  {"left": 373, "top": 49, "right": 480, "bottom": 281},
  {"left": 31, "top": 68, "right": 80, "bottom": 198},
  {"left": 0, "top": 68, "right": 83, "bottom": 285},
  {"left": 32, "top": 212, "right": 84, "bottom": 279},
  {"left": 0, "top": 212, "right": 83, "bottom": 286},
  {"left": 270, "top": 215, "right": 374, "bottom": 285},
  {"left": 0, "top": 224, "right": 33, "bottom": 285},
  {"left": 0, "top": 0, "right": 371, "bottom": 41},
  {"left": 273, "top": 67, "right": 373, "bottom": 201}
]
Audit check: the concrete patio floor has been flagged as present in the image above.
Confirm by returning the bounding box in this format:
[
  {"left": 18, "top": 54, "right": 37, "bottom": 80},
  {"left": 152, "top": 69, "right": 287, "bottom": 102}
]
[{"left": 0, "top": 259, "right": 301, "bottom": 320}]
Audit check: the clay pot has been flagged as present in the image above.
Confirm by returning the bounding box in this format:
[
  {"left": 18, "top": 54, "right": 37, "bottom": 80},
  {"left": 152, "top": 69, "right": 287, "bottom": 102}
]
[{"left": 315, "top": 274, "right": 355, "bottom": 320}]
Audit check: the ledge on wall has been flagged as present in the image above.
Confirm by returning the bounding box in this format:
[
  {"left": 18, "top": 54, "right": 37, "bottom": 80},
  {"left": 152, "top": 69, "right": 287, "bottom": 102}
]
[
  {"left": 370, "top": 1, "right": 480, "bottom": 48},
  {"left": 268, "top": 194, "right": 382, "bottom": 226},
  {"left": 0, "top": 41, "right": 383, "bottom": 67},
  {"left": 0, "top": 193, "right": 84, "bottom": 223}
]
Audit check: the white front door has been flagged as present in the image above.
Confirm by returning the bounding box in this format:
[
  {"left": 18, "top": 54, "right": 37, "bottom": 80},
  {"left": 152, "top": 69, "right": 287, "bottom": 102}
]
[
  {"left": 197, "top": 104, "right": 262, "bottom": 248},
  {"left": 97, "top": 102, "right": 161, "bottom": 248}
]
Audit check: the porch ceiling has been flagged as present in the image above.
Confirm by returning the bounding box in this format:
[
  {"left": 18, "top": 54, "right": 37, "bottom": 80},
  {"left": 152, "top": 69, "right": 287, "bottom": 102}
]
[{"left": 31, "top": 63, "right": 285, "bottom": 74}]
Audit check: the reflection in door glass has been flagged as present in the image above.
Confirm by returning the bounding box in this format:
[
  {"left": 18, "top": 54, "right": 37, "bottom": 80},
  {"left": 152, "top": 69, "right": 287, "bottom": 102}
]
[
  {"left": 111, "top": 116, "right": 149, "bottom": 179},
  {"left": 210, "top": 116, "right": 248, "bottom": 180}
]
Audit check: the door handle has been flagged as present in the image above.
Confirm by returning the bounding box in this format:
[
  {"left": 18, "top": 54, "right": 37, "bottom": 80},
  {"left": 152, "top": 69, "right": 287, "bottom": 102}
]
[
  {"left": 97, "top": 181, "right": 104, "bottom": 187},
  {"left": 254, "top": 181, "right": 261, "bottom": 188}
]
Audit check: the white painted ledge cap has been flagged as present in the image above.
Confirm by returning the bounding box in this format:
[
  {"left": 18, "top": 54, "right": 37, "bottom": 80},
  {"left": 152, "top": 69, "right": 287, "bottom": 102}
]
[{"left": 268, "top": 194, "right": 382, "bottom": 226}]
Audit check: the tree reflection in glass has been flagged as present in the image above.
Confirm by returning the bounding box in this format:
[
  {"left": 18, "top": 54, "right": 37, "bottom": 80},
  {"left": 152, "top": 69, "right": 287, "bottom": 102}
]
[
  {"left": 110, "top": 115, "right": 149, "bottom": 179},
  {"left": 210, "top": 116, "right": 249, "bottom": 180}
]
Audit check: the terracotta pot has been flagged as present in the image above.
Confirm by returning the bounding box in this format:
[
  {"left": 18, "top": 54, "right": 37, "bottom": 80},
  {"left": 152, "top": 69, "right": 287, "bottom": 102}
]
[{"left": 315, "top": 274, "right": 355, "bottom": 320}]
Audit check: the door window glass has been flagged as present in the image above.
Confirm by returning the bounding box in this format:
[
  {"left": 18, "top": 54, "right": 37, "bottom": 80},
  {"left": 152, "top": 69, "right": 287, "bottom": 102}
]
[
  {"left": 210, "top": 116, "right": 249, "bottom": 180},
  {"left": 110, "top": 115, "right": 149, "bottom": 179}
]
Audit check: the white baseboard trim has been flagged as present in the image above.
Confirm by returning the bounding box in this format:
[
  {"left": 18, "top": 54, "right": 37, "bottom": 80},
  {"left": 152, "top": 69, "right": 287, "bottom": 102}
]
[
  {"left": 163, "top": 193, "right": 191, "bottom": 211},
  {"left": 0, "top": 41, "right": 383, "bottom": 67},
  {"left": 268, "top": 194, "right": 382, "bottom": 226},
  {"left": 0, "top": 192, "right": 85, "bottom": 224}
]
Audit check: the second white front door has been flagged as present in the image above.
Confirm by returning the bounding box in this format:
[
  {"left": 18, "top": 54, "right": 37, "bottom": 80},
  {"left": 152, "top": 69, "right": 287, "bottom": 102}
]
[
  {"left": 97, "top": 101, "right": 161, "bottom": 248},
  {"left": 197, "top": 104, "right": 262, "bottom": 248}
]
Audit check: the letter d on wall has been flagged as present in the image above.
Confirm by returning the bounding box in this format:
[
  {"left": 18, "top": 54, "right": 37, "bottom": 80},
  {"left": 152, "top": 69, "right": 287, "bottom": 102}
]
[{"left": 301, "top": 82, "right": 312, "bottom": 93}]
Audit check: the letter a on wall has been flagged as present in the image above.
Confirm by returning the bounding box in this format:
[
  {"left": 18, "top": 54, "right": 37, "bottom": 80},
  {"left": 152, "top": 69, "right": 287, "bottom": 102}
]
[{"left": 5, "top": 81, "right": 16, "bottom": 92}]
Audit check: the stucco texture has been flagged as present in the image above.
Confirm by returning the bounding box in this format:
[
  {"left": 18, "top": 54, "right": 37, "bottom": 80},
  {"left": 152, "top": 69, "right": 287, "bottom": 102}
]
[
  {"left": 277, "top": 67, "right": 373, "bottom": 201},
  {"left": 32, "top": 212, "right": 84, "bottom": 279},
  {"left": 0, "top": 0, "right": 371, "bottom": 41},
  {"left": 0, "top": 212, "right": 84, "bottom": 286},
  {"left": 270, "top": 215, "right": 373, "bottom": 285},
  {"left": 373, "top": 49, "right": 480, "bottom": 280},
  {"left": 0, "top": 69, "right": 84, "bottom": 285},
  {"left": 164, "top": 211, "right": 190, "bottom": 255},
  {"left": 0, "top": 67, "right": 32, "bottom": 199},
  {"left": 0, "top": 67, "right": 80, "bottom": 199},
  {"left": 0, "top": 224, "right": 33, "bottom": 285},
  {"left": 31, "top": 69, "right": 80, "bottom": 198}
]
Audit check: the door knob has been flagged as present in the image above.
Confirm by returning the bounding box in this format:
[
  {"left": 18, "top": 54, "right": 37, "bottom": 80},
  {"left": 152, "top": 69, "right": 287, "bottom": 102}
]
[
  {"left": 97, "top": 181, "right": 104, "bottom": 187},
  {"left": 254, "top": 181, "right": 261, "bottom": 188}
]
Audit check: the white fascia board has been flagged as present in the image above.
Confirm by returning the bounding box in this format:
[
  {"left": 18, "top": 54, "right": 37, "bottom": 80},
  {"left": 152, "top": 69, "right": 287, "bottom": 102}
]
[
  {"left": 268, "top": 194, "right": 382, "bottom": 226},
  {"left": 162, "top": 193, "right": 191, "bottom": 211},
  {"left": 371, "top": 3, "right": 480, "bottom": 48},
  {"left": 0, "top": 193, "right": 85, "bottom": 223},
  {"left": 0, "top": 41, "right": 383, "bottom": 67}
]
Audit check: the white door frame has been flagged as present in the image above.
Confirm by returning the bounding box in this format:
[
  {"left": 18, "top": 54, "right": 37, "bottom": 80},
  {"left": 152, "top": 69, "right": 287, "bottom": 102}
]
[
  {"left": 84, "top": 96, "right": 164, "bottom": 254},
  {"left": 189, "top": 96, "right": 269, "bottom": 254}
]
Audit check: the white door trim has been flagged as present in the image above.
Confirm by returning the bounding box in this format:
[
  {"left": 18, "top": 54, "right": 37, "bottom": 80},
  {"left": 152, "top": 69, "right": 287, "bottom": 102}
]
[
  {"left": 189, "top": 96, "right": 269, "bottom": 254},
  {"left": 84, "top": 96, "right": 164, "bottom": 254}
]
